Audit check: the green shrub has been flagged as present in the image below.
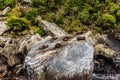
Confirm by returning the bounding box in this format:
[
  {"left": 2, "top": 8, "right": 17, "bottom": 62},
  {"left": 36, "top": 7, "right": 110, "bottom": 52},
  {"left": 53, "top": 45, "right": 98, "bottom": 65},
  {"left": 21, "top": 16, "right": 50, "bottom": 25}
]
[
  {"left": 62, "top": 16, "right": 82, "bottom": 33},
  {"left": 45, "top": 12, "right": 56, "bottom": 22},
  {"left": 0, "top": 0, "right": 15, "bottom": 10},
  {"left": 109, "top": 3, "right": 118, "bottom": 13},
  {"left": 37, "top": 6, "right": 47, "bottom": 13},
  {"left": 32, "top": 0, "right": 47, "bottom": 7},
  {"left": 36, "top": 29, "right": 44, "bottom": 36},
  {"left": 97, "top": 13, "right": 116, "bottom": 29},
  {"left": 78, "top": 10, "right": 90, "bottom": 24},
  {"left": 7, "top": 18, "right": 27, "bottom": 31},
  {"left": 25, "top": 9, "right": 37, "bottom": 24}
]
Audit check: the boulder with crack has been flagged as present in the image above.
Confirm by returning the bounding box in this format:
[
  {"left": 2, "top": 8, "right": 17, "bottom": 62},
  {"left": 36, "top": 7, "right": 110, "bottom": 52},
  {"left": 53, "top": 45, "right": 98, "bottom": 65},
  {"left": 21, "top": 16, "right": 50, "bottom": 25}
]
[{"left": 24, "top": 32, "right": 94, "bottom": 80}]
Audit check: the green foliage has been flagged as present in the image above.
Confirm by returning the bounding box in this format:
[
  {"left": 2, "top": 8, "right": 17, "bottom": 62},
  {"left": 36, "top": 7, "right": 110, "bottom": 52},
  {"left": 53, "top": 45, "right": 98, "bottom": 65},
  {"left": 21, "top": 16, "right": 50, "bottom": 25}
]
[
  {"left": 32, "top": 0, "right": 47, "bottom": 7},
  {"left": 25, "top": 9, "right": 37, "bottom": 24},
  {"left": 36, "top": 30, "right": 44, "bottom": 36},
  {"left": 4, "top": 0, "right": 120, "bottom": 34},
  {"left": 78, "top": 10, "right": 90, "bottom": 24},
  {"left": 7, "top": 18, "right": 27, "bottom": 31},
  {"left": 0, "top": 0, "right": 15, "bottom": 10},
  {"left": 62, "top": 16, "right": 82, "bottom": 33},
  {"left": 109, "top": 3, "right": 118, "bottom": 13},
  {"left": 97, "top": 13, "right": 116, "bottom": 29},
  {"left": 45, "top": 12, "right": 56, "bottom": 22}
]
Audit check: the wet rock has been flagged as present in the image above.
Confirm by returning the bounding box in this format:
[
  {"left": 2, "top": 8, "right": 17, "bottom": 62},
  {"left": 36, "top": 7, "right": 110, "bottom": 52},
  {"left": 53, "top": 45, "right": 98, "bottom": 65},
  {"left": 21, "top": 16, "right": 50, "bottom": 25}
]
[
  {"left": 0, "top": 7, "right": 11, "bottom": 16},
  {"left": 93, "top": 32, "right": 120, "bottom": 80},
  {"left": 39, "top": 20, "right": 67, "bottom": 36},
  {"left": 0, "top": 21, "right": 9, "bottom": 35},
  {"left": 25, "top": 32, "right": 94, "bottom": 80}
]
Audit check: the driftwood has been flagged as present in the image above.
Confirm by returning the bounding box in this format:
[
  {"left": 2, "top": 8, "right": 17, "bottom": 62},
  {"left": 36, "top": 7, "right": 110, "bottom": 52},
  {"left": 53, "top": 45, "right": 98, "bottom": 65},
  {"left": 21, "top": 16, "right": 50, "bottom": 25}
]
[{"left": 24, "top": 32, "right": 94, "bottom": 80}]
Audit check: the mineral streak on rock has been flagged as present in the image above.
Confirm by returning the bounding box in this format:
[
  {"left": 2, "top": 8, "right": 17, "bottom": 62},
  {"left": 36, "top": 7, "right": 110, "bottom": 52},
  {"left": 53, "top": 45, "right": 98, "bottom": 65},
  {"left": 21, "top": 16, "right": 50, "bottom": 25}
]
[{"left": 24, "top": 32, "right": 94, "bottom": 80}]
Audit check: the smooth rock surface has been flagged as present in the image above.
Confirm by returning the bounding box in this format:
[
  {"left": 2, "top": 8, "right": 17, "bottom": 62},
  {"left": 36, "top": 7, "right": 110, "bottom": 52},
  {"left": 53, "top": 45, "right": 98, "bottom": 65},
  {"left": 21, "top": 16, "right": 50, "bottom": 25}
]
[
  {"left": 22, "top": 0, "right": 31, "bottom": 4},
  {"left": 39, "top": 20, "right": 67, "bottom": 36},
  {"left": 0, "top": 7, "right": 11, "bottom": 16},
  {"left": 0, "top": 21, "right": 9, "bottom": 35},
  {"left": 25, "top": 32, "right": 94, "bottom": 80}
]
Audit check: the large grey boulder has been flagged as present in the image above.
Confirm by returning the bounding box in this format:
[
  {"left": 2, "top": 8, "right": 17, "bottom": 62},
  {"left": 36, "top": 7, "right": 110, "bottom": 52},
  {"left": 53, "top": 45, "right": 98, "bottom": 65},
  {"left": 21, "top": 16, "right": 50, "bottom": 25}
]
[
  {"left": 39, "top": 20, "right": 68, "bottom": 36},
  {"left": 24, "top": 32, "right": 94, "bottom": 80},
  {"left": 0, "top": 21, "right": 9, "bottom": 35}
]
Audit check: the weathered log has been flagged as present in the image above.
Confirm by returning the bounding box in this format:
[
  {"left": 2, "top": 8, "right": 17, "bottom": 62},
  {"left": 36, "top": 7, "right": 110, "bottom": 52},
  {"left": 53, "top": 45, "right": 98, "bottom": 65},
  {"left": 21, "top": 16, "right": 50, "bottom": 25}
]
[{"left": 24, "top": 32, "right": 94, "bottom": 80}]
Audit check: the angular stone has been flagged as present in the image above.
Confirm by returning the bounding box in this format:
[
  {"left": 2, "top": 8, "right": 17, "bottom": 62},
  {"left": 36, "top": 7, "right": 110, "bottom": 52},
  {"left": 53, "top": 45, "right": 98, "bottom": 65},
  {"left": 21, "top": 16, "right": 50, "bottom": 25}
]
[
  {"left": 95, "top": 44, "right": 116, "bottom": 57},
  {"left": 0, "top": 7, "right": 11, "bottom": 16},
  {"left": 1, "top": 44, "right": 20, "bottom": 67},
  {"left": 0, "top": 22, "right": 9, "bottom": 35},
  {"left": 23, "top": 0, "right": 31, "bottom": 3},
  {"left": 0, "top": 17, "right": 7, "bottom": 21},
  {"left": 39, "top": 20, "right": 67, "bottom": 36},
  {"left": 18, "top": 34, "right": 43, "bottom": 54},
  {"left": 24, "top": 32, "right": 94, "bottom": 80}
]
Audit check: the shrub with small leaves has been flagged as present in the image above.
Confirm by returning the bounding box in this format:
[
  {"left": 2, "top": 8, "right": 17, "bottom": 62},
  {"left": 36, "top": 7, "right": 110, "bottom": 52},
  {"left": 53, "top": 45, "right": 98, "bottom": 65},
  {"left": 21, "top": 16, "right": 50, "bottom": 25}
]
[
  {"left": 97, "top": 13, "right": 116, "bottom": 29},
  {"left": 7, "top": 18, "right": 27, "bottom": 31},
  {"left": 25, "top": 9, "right": 37, "bottom": 25}
]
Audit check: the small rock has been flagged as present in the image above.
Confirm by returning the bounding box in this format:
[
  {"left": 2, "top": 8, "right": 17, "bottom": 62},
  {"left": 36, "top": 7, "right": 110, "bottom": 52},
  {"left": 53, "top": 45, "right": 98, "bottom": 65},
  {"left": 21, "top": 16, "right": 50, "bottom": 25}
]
[
  {"left": 23, "top": 0, "right": 31, "bottom": 3},
  {"left": 63, "top": 36, "right": 70, "bottom": 41},
  {"left": 95, "top": 44, "right": 116, "bottom": 57},
  {"left": 0, "top": 7, "right": 11, "bottom": 16},
  {"left": 13, "top": 76, "right": 27, "bottom": 80},
  {"left": 0, "top": 22, "right": 9, "bottom": 35},
  {"left": 77, "top": 36, "right": 86, "bottom": 41},
  {"left": 0, "top": 17, "right": 7, "bottom": 21},
  {"left": 39, "top": 20, "right": 67, "bottom": 36},
  {"left": 2, "top": 44, "right": 20, "bottom": 67}
]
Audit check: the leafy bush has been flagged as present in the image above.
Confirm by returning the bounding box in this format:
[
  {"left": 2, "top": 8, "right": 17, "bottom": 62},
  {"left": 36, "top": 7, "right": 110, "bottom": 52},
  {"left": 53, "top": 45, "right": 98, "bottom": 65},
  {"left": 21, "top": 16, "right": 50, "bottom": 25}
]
[
  {"left": 32, "top": 0, "right": 47, "bottom": 7},
  {"left": 62, "top": 16, "right": 82, "bottom": 33},
  {"left": 36, "top": 30, "right": 44, "bottom": 36},
  {"left": 97, "top": 13, "right": 116, "bottom": 29},
  {"left": 25, "top": 9, "right": 37, "bottom": 24},
  {"left": 109, "top": 3, "right": 118, "bottom": 13},
  {"left": 7, "top": 18, "right": 27, "bottom": 31},
  {"left": 0, "top": 0, "right": 15, "bottom": 10},
  {"left": 78, "top": 10, "right": 90, "bottom": 24},
  {"left": 45, "top": 12, "right": 56, "bottom": 22}
]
